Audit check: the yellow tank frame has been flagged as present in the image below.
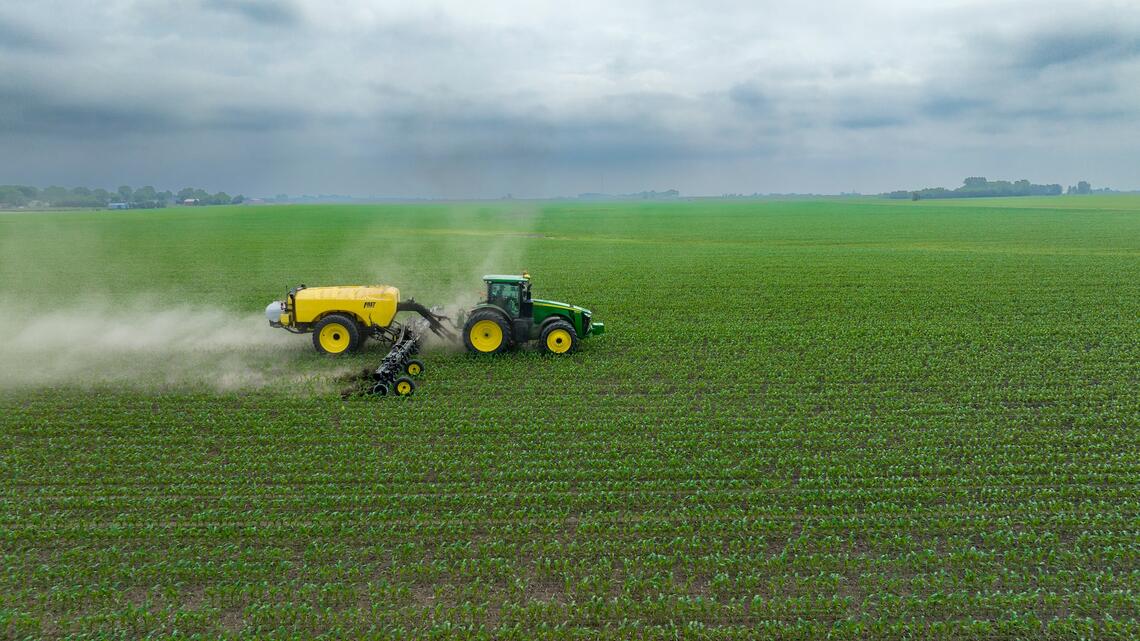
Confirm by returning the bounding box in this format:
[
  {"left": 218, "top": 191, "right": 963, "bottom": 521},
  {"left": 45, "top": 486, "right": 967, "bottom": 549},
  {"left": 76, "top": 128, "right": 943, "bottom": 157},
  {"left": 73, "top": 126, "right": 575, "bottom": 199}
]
[{"left": 282, "top": 285, "right": 400, "bottom": 330}]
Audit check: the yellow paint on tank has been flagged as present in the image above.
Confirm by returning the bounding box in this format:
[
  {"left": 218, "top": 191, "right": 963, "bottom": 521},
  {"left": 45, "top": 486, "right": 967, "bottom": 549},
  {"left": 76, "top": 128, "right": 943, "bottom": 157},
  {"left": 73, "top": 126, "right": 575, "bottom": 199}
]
[{"left": 292, "top": 286, "right": 399, "bottom": 328}]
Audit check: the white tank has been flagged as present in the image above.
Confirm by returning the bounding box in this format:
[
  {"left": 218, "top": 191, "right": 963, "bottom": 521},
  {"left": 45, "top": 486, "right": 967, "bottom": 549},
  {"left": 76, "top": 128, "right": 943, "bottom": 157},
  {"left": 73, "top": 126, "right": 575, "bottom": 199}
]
[{"left": 265, "top": 301, "right": 285, "bottom": 323}]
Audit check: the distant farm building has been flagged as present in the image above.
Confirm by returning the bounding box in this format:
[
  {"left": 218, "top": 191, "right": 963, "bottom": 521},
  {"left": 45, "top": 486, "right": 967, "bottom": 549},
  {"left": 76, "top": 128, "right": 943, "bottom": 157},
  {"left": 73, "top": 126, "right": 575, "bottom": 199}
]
[
  {"left": 183, "top": 198, "right": 200, "bottom": 205},
  {"left": 108, "top": 202, "right": 129, "bottom": 210}
]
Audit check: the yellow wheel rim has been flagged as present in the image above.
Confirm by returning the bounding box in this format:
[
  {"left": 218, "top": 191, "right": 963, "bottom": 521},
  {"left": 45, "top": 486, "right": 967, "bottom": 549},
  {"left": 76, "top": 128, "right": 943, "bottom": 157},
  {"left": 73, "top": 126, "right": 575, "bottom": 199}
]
[
  {"left": 407, "top": 363, "right": 422, "bottom": 376},
  {"left": 318, "top": 322, "right": 351, "bottom": 354},
  {"left": 396, "top": 381, "right": 412, "bottom": 395},
  {"left": 469, "top": 320, "right": 503, "bottom": 352},
  {"left": 546, "top": 328, "right": 572, "bottom": 354}
]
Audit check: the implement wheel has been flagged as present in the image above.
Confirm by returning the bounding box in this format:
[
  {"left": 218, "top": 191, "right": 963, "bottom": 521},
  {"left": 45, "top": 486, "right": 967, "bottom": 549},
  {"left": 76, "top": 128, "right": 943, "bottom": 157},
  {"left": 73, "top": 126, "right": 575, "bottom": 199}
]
[
  {"left": 541, "top": 320, "right": 578, "bottom": 355},
  {"left": 463, "top": 310, "right": 511, "bottom": 355},
  {"left": 313, "top": 314, "right": 361, "bottom": 355},
  {"left": 393, "top": 376, "right": 416, "bottom": 396},
  {"left": 405, "top": 359, "right": 424, "bottom": 377}
]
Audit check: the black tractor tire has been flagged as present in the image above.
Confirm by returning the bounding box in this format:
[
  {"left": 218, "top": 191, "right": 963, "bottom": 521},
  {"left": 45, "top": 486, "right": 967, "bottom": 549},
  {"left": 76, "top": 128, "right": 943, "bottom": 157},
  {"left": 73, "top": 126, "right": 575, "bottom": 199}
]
[
  {"left": 393, "top": 376, "right": 416, "bottom": 396},
  {"left": 312, "top": 314, "right": 362, "bottom": 355},
  {"left": 405, "top": 359, "right": 425, "bottom": 377},
  {"left": 540, "top": 319, "right": 579, "bottom": 355},
  {"left": 371, "top": 382, "right": 389, "bottom": 396},
  {"left": 463, "top": 309, "right": 513, "bottom": 355}
]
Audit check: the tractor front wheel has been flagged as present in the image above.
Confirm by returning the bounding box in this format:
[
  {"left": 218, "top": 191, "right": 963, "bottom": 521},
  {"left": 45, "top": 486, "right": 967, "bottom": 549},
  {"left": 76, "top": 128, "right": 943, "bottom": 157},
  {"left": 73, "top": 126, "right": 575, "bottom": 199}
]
[
  {"left": 541, "top": 320, "right": 578, "bottom": 355},
  {"left": 313, "top": 314, "right": 362, "bottom": 355},
  {"left": 463, "top": 310, "right": 512, "bottom": 354}
]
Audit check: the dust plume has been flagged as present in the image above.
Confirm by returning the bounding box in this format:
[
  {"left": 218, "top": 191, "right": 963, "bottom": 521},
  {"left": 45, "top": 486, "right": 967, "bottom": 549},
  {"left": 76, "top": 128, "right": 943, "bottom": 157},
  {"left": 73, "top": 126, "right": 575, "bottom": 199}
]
[
  {"left": 0, "top": 299, "right": 327, "bottom": 392},
  {"left": 331, "top": 202, "right": 546, "bottom": 351}
]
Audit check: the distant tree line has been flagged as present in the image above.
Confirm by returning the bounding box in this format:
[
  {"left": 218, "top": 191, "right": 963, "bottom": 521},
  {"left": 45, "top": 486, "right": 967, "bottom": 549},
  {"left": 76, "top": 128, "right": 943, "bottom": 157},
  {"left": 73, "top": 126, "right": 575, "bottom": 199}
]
[
  {"left": 174, "top": 188, "right": 244, "bottom": 206},
  {"left": 0, "top": 185, "right": 245, "bottom": 209},
  {"left": 576, "top": 189, "right": 680, "bottom": 200},
  {"left": 886, "top": 177, "right": 1063, "bottom": 200},
  {"left": 1063, "top": 181, "right": 1116, "bottom": 195}
]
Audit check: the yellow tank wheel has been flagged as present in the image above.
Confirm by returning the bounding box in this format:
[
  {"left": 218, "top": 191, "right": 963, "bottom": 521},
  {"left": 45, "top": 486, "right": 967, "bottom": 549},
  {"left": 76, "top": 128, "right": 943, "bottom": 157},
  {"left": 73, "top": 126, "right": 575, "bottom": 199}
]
[
  {"left": 312, "top": 314, "right": 361, "bottom": 355},
  {"left": 463, "top": 310, "right": 512, "bottom": 354},
  {"left": 393, "top": 376, "right": 416, "bottom": 396},
  {"left": 405, "top": 359, "right": 424, "bottom": 377},
  {"left": 541, "top": 320, "right": 578, "bottom": 355}
]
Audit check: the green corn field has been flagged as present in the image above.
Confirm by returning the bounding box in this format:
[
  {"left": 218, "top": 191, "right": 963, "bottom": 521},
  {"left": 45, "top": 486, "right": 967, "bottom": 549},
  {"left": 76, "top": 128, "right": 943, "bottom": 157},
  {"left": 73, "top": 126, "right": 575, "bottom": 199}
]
[{"left": 1, "top": 196, "right": 1138, "bottom": 639}]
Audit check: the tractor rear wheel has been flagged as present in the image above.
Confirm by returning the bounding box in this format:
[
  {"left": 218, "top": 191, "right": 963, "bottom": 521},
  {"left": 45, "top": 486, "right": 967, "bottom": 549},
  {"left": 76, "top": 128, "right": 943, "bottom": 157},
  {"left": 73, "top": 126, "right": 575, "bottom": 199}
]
[
  {"left": 541, "top": 320, "right": 578, "bottom": 355},
  {"left": 463, "top": 310, "right": 512, "bottom": 354},
  {"left": 313, "top": 314, "right": 361, "bottom": 355}
]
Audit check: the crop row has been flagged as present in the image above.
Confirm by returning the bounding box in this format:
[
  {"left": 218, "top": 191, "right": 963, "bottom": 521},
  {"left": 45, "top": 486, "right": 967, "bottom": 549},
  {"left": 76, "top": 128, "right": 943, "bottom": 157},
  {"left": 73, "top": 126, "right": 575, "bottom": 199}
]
[{"left": 2, "top": 199, "right": 1137, "bottom": 637}]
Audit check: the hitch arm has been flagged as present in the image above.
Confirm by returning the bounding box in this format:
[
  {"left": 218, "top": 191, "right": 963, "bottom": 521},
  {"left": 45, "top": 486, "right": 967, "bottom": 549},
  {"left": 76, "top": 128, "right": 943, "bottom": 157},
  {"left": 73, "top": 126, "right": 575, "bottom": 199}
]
[{"left": 397, "top": 300, "right": 457, "bottom": 340}]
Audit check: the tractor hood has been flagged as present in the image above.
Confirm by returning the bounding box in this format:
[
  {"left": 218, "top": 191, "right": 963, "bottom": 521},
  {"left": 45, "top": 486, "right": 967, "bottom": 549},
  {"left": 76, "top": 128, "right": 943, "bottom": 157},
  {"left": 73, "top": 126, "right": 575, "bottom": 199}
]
[{"left": 531, "top": 299, "right": 591, "bottom": 316}]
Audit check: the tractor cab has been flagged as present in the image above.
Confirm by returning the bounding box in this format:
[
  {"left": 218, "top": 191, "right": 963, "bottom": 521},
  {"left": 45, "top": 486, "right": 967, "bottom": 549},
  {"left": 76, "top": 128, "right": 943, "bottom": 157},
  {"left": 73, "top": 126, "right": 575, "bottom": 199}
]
[{"left": 483, "top": 273, "right": 532, "bottom": 319}]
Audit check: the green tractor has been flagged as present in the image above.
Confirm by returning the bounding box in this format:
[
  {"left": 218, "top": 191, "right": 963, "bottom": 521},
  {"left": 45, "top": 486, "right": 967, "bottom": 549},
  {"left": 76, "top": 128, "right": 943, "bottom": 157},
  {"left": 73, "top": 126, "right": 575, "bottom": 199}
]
[{"left": 462, "top": 274, "right": 605, "bottom": 354}]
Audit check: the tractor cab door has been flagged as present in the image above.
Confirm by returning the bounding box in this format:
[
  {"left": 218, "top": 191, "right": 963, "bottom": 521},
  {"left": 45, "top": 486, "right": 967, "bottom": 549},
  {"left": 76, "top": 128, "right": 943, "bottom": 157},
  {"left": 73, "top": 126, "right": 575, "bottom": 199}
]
[
  {"left": 519, "top": 282, "right": 533, "bottom": 317},
  {"left": 488, "top": 282, "right": 521, "bottom": 318}
]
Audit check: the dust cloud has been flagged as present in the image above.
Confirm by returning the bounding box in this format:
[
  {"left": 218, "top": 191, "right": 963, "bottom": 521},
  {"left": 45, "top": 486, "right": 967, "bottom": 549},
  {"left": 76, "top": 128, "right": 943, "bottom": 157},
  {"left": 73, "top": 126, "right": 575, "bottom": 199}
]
[
  {"left": 0, "top": 300, "right": 321, "bottom": 392},
  {"left": 340, "top": 203, "right": 546, "bottom": 351},
  {"left": 0, "top": 203, "right": 549, "bottom": 391}
]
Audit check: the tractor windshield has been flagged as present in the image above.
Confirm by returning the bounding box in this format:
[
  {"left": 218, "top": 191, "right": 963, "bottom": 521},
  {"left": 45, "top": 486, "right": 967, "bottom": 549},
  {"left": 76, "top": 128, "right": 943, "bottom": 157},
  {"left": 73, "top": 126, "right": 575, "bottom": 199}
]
[{"left": 488, "top": 282, "right": 521, "bottom": 317}]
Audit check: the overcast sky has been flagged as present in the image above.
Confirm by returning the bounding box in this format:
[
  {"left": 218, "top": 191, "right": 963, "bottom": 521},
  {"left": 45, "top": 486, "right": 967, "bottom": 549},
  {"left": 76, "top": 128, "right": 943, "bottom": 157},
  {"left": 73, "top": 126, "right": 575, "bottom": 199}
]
[{"left": 1, "top": 1, "right": 1138, "bottom": 198}]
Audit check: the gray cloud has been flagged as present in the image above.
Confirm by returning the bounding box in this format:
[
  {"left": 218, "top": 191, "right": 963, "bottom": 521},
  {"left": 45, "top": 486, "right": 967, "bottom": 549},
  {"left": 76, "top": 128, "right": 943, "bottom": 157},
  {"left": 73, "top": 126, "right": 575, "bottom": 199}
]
[
  {"left": 206, "top": 105, "right": 314, "bottom": 132},
  {"left": 902, "top": 20, "right": 1140, "bottom": 136},
  {"left": 728, "top": 83, "right": 771, "bottom": 114},
  {"left": 0, "top": 83, "right": 175, "bottom": 137},
  {"left": 0, "top": 78, "right": 314, "bottom": 139},
  {"left": 836, "top": 114, "right": 910, "bottom": 130},
  {"left": 1014, "top": 29, "right": 1140, "bottom": 70},
  {"left": 0, "top": 15, "right": 58, "bottom": 52},
  {"left": 920, "top": 96, "right": 992, "bottom": 119},
  {"left": 372, "top": 97, "right": 698, "bottom": 167},
  {"left": 0, "top": 1, "right": 1138, "bottom": 196},
  {"left": 202, "top": 0, "right": 303, "bottom": 27}
]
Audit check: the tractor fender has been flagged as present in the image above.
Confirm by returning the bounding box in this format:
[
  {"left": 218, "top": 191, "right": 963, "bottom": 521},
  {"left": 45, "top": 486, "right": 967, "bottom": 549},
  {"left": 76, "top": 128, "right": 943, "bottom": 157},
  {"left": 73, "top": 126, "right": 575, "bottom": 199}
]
[
  {"left": 468, "top": 303, "right": 512, "bottom": 321},
  {"left": 538, "top": 314, "right": 575, "bottom": 335}
]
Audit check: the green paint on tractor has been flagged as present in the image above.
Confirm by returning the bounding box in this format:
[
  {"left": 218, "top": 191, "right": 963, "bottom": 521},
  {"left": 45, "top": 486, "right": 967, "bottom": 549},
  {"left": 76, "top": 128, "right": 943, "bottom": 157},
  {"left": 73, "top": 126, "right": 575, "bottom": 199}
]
[{"left": 462, "top": 273, "right": 605, "bottom": 354}]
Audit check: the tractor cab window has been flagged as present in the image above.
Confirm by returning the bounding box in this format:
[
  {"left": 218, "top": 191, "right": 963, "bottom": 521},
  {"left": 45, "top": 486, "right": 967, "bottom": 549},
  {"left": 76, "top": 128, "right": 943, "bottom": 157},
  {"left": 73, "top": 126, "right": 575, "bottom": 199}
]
[{"left": 488, "top": 282, "right": 521, "bottom": 317}]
